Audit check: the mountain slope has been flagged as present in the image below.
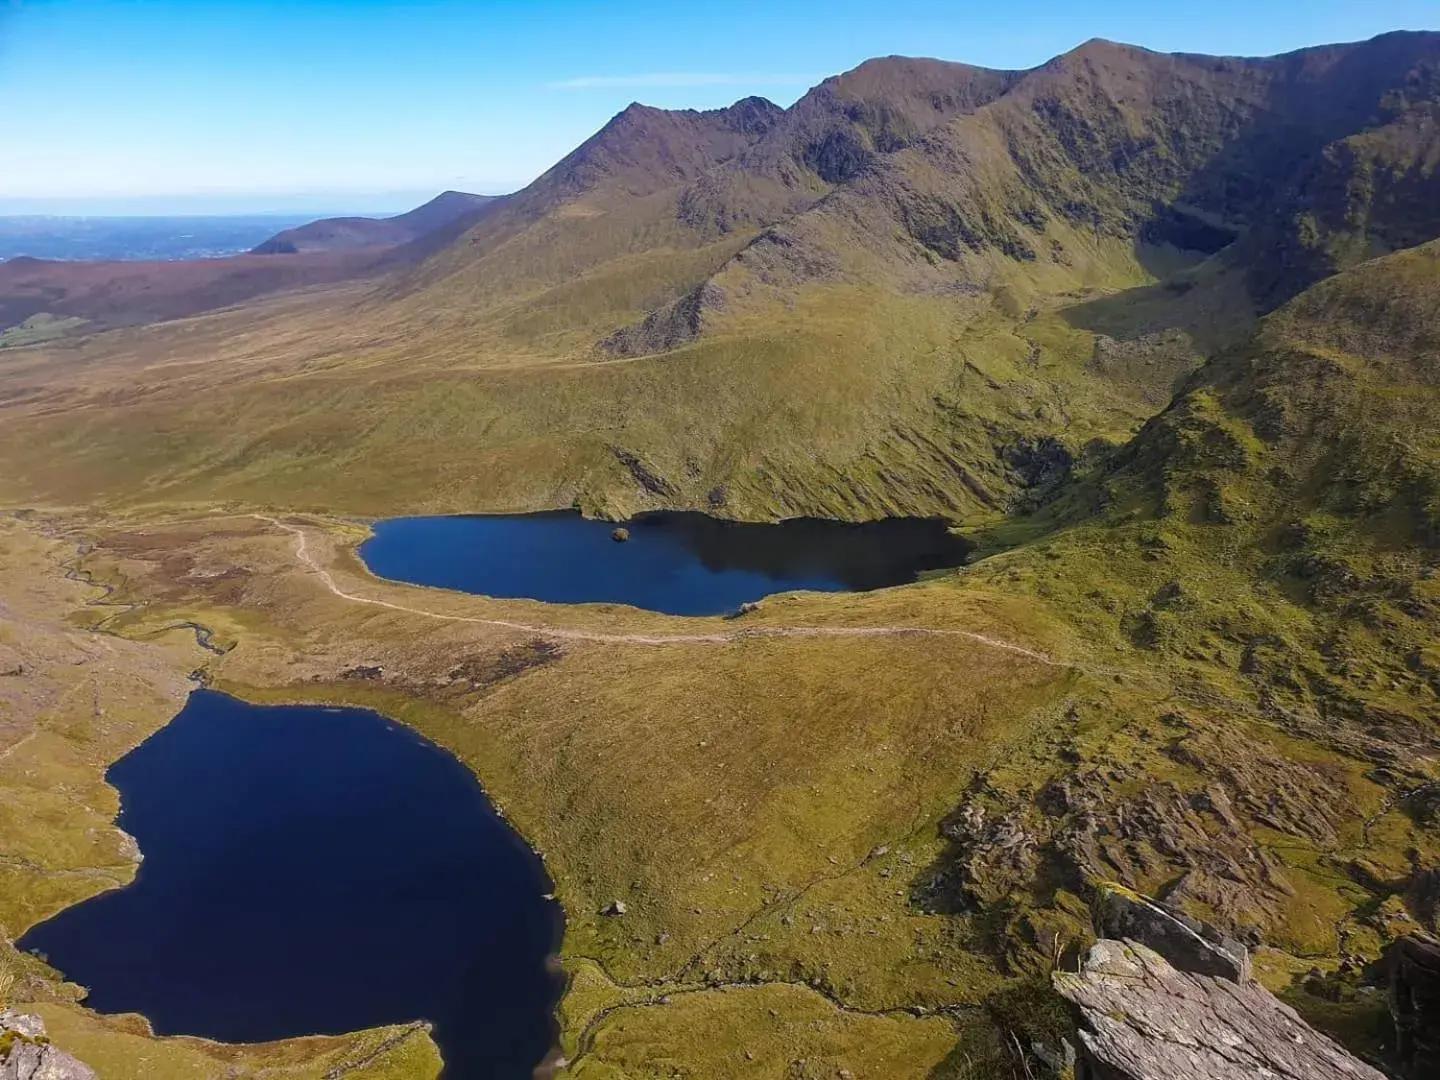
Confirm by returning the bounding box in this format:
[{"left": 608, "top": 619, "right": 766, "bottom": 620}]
[
  {"left": 2, "top": 34, "right": 1440, "bottom": 523},
  {"left": 949, "top": 241, "right": 1440, "bottom": 964},
  {"left": 666, "top": 33, "right": 1440, "bottom": 334},
  {"left": 1246, "top": 90, "right": 1440, "bottom": 304},
  {"left": 251, "top": 190, "right": 503, "bottom": 254}
]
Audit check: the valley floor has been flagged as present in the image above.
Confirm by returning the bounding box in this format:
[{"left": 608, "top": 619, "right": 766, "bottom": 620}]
[{"left": 3, "top": 493, "right": 1430, "bottom": 1078}]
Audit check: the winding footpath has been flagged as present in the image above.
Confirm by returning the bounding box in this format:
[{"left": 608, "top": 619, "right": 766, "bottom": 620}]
[{"left": 255, "top": 514, "right": 1089, "bottom": 669}]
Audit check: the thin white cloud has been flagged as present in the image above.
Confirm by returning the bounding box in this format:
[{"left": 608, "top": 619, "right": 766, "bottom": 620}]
[{"left": 546, "top": 72, "right": 817, "bottom": 90}]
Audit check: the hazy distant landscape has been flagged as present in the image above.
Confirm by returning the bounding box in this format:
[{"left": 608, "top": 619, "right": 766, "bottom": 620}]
[{"left": 0, "top": 214, "right": 344, "bottom": 261}]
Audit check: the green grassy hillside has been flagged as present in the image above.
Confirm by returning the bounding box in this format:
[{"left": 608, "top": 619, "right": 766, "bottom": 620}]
[
  {"left": 4, "top": 242, "right": 1434, "bottom": 1080},
  {"left": 948, "top": 242, "right": 1440, "bottom": 996}
]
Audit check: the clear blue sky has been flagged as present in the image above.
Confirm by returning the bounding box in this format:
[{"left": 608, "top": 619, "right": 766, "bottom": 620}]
[{"left": 4, "top": 0, "right": 1439, "bottom": 214}]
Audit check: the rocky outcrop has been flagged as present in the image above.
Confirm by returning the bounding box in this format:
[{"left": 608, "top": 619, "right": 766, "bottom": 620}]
[
  {"left": 600, "top": 281, "right": 724, "bottom": 358},
  {"left": 931, "top": 798, "right": 1041, "bottom": 908},
  {"left": 1388, "top": 933, "right": 1440, "bottom": 1079},
  {"left": 608, "top": 446, "right": 677, "bottom": 497},
  {"left": 1054, "top": 941, "right": 1386, "bottom": 1080},
  {"left": 998, "top": 435, "right": 1074, "bottom": 491},
  {"left": 922, "top": 720, "right": 1354, "bottom": 945},
  {"left": 1092, "top": 882, "right": 1251, "bottom": 982},
  {"left": 1403, "top": 864, "right": 1440, "bottom": 930},
  {"left": 0, "top": 1010, "right": 97, "bottom": 1080}
]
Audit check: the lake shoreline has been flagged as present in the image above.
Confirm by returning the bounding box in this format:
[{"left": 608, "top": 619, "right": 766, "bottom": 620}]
[
  {"left": 358, "top": 509, "right": 972, "bottom": 616},
  {"left": 20, "top": 688, "right": 567, "bottom": 1080}
]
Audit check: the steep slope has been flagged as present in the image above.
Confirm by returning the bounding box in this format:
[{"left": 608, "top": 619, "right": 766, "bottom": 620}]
[
  {"left": 947, "top": 242, "right": 1440, "bottom": 980},
  {"left": 250, "top": 190, "right": 502, "bottom": 254},
  {"left": 381, "top": 60, "right": 1023, "bottom": 315},
  {"left": 1115, "top": 239, "right": 1440, "bottom": 542},
  {"left": 666, "top": 57, "right": 1024, "bottom": 236},
  {"left": 1245, "top": 90, "right": 1440, "bottom": 304},
  {"left": 681, "top": 32, "right": 1440, "bottom": 330}
]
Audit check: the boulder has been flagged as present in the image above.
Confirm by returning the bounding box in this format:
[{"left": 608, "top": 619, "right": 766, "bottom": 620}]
[
  {"left": 1388, "top": 933, "right": 1440, "bottom": 1079},
  {"left": 0, "top": 1009, "right": 97, "bottom": 1080},
  {"left": 1054, "top": 940, "right": 1386, "bottom": 1080},
  {"left": 1092, "top": 881, "right": 1250, "bottom": 982},
  {"left": 610, "top": 527, "right": 630, "bottom": 543},
  {"left": 602, "top": 900, "right": 627, "bottom": 916}
]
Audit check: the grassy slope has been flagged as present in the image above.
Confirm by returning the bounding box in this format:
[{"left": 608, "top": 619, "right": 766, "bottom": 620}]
[
  {"left": 0, "top": 249, "right": 1433, "bottom": 1074},
  {"left": 955, "top": 243, "right": 1440, "bottom": 1059},
  {"left": 17, "top": 248, "right": 1435, "bottom": 1065},
  {"left": 1, "top": 37, "right": 1333, "bottom": 521},
  {"left": 0, "top": 264, "right": 1182, "bottom": 522},
  {"left": 42, "top": 245, "right": 1430, "bottom": 1075}
]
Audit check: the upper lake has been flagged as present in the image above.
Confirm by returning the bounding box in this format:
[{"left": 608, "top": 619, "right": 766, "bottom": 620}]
[
  {"left": 358, "top": 511, "right": 971, "bottom": 616},
  {"left": 20, "top": 689, "right": 561, "bottom": 1080}
]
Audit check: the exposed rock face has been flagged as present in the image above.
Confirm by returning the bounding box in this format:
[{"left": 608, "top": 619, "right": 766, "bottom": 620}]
[
  {"left": 1403, "top": 864, "right": 1440, "bottom": 930},
  {"left": 999, "top": 435, "right": 1075, "bottom": 493},
  {"left": 1092, "top": 882, "right": 1251, "bottom": 982},
  {"left": 600, "top": 281, "right": 725, "bottom": 358},
  {"left": 1054, "top": 941, "right": 1387, "bottom": 1080},
  {"left": 1388, "top": 933, "right": 1440, "bottom": 1079},
  {"left": 0, "top": 1010, "right": 97, "bottom": 1080},
  {"left": 926, "top": 720, "right": 1351, "bottom": 943},
  {"left": 933, "top": 798, "right": 1040, "bottom": 907},
  {"left": 608, "top": 446, "right": 677, "bottom": 497}
]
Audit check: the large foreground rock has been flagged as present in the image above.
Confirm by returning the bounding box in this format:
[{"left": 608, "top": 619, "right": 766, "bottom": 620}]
[
  {"left": 0, "top": 1010, "right": 97, "bottom": 1080},
  {"left": 1092, "top": 881, "right": 1250, "bottom": 982},
  {"left": 1054, "top": 941, "right": 1385, "bottom": 1080},
  {"left": 1389, "top": 933, "right": 1440, "bottom": 1079}
]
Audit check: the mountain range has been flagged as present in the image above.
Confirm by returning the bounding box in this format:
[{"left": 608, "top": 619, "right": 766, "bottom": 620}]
[{"left": 3, "top": 31, "right": 1439, "bottom": 521}]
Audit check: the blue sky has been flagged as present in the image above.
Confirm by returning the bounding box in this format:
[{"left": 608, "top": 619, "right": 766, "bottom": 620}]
[{"left": 4, "top": 0, "right": 1439, "bottom": 214}]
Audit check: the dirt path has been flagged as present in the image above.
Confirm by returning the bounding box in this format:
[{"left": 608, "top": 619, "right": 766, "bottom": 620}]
[{"left": 255, "top": 514, "right": 1089, "bottom": 670}]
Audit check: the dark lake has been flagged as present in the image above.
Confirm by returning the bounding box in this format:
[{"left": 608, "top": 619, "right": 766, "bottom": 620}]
[
  {"left": 359, "top": 511, "right": 970, "bottom": 616},
  {"left": 20, "top": 689, "right": 561, "bottom": 1080}
]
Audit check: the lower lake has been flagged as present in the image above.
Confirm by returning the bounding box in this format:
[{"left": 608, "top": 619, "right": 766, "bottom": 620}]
[
  {"left": 20, "top": 689, "right": 561, "bottom": 1080},
  {"left": 359, "top": 510, "right": 971, "bottom": 616}
]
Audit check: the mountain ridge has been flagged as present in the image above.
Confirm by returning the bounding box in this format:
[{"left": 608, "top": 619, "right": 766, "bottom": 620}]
[
  {"left": 4, "top": 31, "right": 1440, "bottom": 523},
  {"left": 250, "top": 189, "right": 504, "bottom": 254}
]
